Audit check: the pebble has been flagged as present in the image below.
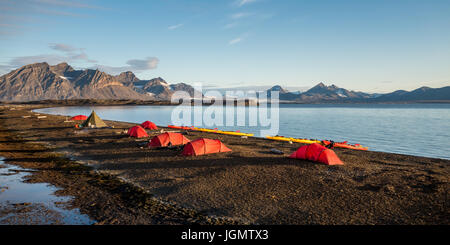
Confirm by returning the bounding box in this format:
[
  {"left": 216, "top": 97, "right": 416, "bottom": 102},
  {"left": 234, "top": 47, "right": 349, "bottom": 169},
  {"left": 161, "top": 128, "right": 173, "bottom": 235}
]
[
  {"left": 270, "top": 148, "right": 284, "bottom": 155},
  {"left": 383, "top": 185, "right": 396, "bottom": 193}
]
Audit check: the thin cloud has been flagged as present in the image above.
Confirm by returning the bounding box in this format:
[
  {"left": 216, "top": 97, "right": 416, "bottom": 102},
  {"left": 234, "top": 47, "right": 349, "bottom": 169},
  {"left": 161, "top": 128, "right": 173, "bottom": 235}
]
[
  {"left": 229, "top": 37, "right": 243, "bottom": 45},
  {"left": 32, "top": 0, "right": 107, "bottom": 10},
  {"left": 48, "top": 43, "right": 97, "bottom": 62},
  {"left": 230, "top": 12, "right": 253, "bottom": 19},
  {"left": 126, "top": 57, "right": 159, "bottom": 70},
  {"left": 69, "top": 52, "right": 97, "bottom": 63},
  {"left": 235, "top": 0, "right": 259, "bottom": 7},
  {"left": 0, "top": 0, "right": 109, "bottom": 32},
  {"left": 225, "top": 12, "right": 255, "bottom": 29},
  {"left": 0, "top": 53, "right": 92, "bottom": 74},
  {"left": 229, "top": 33, "right": 250, "bottom": 45},
  {"left": 33, "top": 6, "right": 84, "bottom": 17},
  {"left": 92, "top": 57, "right": 160, "bottom": 75},
  {"left": 168, "top": 23, "right": 184, "bottom": 30},
  {"left": 2, "top": 53, "right": 97, "bottom": 68},
  {"left": 49, "top": 43, "right": 78, "bottom": 52},
  {"left": 7, "top": 55, "right": 70, "bottom": 67},
  {"left": 0, "top": 42, "right": 158, "bottom": 75},
  {"left": 0, "top": 43, "right": 97, "bottom": 74},
  {"left": 224, "top": 22, "right": 238, "bottom": 29}
]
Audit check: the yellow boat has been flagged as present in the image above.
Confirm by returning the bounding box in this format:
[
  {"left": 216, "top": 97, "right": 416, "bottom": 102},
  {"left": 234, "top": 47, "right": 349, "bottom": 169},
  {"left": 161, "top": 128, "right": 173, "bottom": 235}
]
[
  {"left": 193, "top": 128, "right": 217, "bottom": 133},
  {"left": 266, "top": 136, "right": 321, "bottom": 144},
  {"left": 193, "top": 127, "right": 254, "bottom": 137},
  {"left": 216, "top": 130, "right": 254, "bottom": 137}
]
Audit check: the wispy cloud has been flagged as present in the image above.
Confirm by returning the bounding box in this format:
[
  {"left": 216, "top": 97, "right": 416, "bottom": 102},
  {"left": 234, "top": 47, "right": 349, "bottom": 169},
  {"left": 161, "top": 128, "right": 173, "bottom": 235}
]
[
  {"left": 126, "top": 57, "right": 159, "bottom": 71},
  {"left": 0, "top": 0, "right": 109, "bottom": 36},
  {"left": 6, "top": 55, "right": 73, "bottom": 68},
  {"left": 49, "top": 43, "right": 78, "bottom": 52},
  {"left": 69, "top": 52, "right": 97, "bottom": 63},
  {"left": 32, "top": 6, "right": 84, "bottom": 17},
  {"left": 235, "top": 0, "right": 259, "bottom": 7},
  {"left": 31, "top": 0, "right": 106, "bottom": 10},
  {"left": 229, "top": 37, "right": 243, "bottom": 45},
  {"left": 224, "top": 12, "right": 254, "bottom": 29},
  {"left": 0, "top": 53, "right": 95, "bottom": 74},
  {"left": 224, "top": 22, "right": 238, "bottom": 29},
  {"left": 230, "top": 12, "right": 253, "bottom": 19},
  {"left": 168, "top": 23, "right": 184, "bottom": 30},
  {"left": 48, "top": 43, "right": 97, "bottom": 62},
  {"left": 91, "top": 57, "right": 160, "bottom": 74},
  {"left": 0, "top": 43, "right": 98, "bottom": 74}
]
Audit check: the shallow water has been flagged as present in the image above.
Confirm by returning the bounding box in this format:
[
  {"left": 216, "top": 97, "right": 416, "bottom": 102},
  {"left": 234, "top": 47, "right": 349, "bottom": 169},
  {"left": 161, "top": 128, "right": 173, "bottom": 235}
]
[
  {"left": 0, "top": 157, "right": 95, "bottom": 225},
  {"left": 35, "top": 104, "right": 450, "bottom": 160}
]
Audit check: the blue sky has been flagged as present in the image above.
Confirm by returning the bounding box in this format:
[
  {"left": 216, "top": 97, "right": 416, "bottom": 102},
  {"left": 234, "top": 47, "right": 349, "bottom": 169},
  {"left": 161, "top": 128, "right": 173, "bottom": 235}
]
[{"left": 1, "top": 0, "right": 449, "bottom": 93}]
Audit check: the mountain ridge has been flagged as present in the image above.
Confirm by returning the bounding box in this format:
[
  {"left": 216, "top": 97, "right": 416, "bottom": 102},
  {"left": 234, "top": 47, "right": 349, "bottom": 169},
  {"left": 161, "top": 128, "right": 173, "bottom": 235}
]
[
  {"left": 0, "top": 63, "right": 198, "bottom": 102},
  {"left": 0, "top": 62, "right": 448, "bottom": 103},
  {"left": 266, "top": 83, "right": 450, "bottom": 103}
]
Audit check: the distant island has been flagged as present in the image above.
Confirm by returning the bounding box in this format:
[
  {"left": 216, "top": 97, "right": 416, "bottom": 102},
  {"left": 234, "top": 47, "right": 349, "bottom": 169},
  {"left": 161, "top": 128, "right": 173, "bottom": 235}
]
[{"left": 0, "top": 62, "right": 449, "bottom": 103}]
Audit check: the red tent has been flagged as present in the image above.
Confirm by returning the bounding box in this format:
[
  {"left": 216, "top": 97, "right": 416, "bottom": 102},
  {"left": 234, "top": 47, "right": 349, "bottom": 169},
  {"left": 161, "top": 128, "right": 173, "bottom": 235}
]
[
  {"left": 289, "top": 143, "right": 344, "bottom": 165},
  {"left": 141, "top": 121, "right": 158, "bottom": 130},
  {"left": 148, "top": 132, "right": 190, "bottom": 148},
  {"left": 127, "top": 126, "right": 149, "bottom": 138},
  {"left": 182, "top": 138, "right": 232, "bottom": 156},
  {"left": 71, "top": 115, "right": 88, "bottom": 121}
]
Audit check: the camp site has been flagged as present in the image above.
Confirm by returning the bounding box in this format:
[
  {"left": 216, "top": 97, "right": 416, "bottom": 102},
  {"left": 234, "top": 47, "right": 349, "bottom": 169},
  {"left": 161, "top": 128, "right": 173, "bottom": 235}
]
[
  {"left": 0, "top": 105, "right": 448, "bottom": 227},
  {"left": 0, "top": 1, "right": 449, "bottom": 240}
]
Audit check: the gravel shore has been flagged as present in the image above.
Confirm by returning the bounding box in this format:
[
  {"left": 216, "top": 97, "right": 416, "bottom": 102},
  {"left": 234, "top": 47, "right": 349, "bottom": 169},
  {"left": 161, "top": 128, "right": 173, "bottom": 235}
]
[{"left": 0, "top": 104, "right": 448, "bottom": 225}]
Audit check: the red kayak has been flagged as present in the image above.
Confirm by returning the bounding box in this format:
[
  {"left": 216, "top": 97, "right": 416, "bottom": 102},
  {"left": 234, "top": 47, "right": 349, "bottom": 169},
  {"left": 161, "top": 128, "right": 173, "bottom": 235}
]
[
  {"left": 322, "top": 140, "right": 368, "bottom": 151},
  {"left": 168, "top": 125, "right": 194, "bottom": 130}
]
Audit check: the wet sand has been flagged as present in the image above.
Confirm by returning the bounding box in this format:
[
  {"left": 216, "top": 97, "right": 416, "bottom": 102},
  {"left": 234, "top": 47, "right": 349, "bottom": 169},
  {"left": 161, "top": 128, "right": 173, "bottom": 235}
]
[{"left": 0, "top": 104, "right": 449, "bottom": 225}]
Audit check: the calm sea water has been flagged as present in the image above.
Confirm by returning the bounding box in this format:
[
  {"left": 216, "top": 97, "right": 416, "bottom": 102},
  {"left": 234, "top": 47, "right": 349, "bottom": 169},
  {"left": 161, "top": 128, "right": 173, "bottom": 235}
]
[
  {"left": 35, "top": 104, "right": 450, "bottom": 160},
  {"left": 0, "top": 157, "right": 95, "bottom": 224}
]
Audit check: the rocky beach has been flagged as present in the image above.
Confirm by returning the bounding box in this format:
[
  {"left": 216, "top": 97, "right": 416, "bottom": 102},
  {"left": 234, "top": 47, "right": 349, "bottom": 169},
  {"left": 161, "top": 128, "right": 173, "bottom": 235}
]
[{"left": 0, "top": 104, "right": 448, "bottom": 225}]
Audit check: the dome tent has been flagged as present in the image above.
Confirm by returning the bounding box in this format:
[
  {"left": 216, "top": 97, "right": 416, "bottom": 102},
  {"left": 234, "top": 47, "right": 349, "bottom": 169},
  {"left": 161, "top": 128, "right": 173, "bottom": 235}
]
[
  {"left": 127, "top": 125, "right": 148, "bottom": 138},
  {"left": 182, "top": 138, "right": 232, "bottom": 156},
  {"left": 289, "top": 143, "right": 344, "bottom": 165},
  {"left": 141, "top": 121, "right": 158, "bottom": 130},
  {"left": 148, "top": 132, "right": 190, "bottom": 148}
]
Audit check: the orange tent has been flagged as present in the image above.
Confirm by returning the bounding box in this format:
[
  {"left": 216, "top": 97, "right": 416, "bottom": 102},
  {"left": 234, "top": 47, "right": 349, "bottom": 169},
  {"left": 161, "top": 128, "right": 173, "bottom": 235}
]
[
  {"left": 71, "top": 115, "right": 88, "bottom": 121},
  {"left": 148, "top": 132, "right": 190, "bottom": 148},
  {"left": 127, "top": 125, "right": 149, "bottom": 138},
  {"left": 141, "top": 121, "right": 158, "bottom": 130},
  {"left": 289, "top": 143, "right": 344, "bottom": 165},
  {"left": 182, "top": 138, "right": 232, "bottom": 156}
]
